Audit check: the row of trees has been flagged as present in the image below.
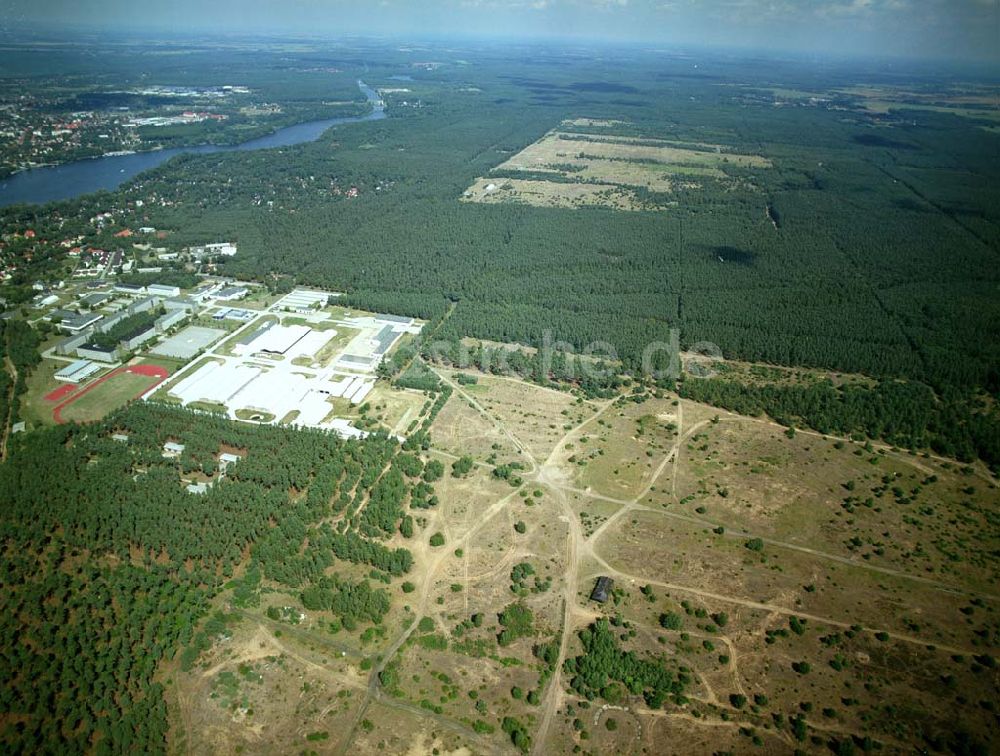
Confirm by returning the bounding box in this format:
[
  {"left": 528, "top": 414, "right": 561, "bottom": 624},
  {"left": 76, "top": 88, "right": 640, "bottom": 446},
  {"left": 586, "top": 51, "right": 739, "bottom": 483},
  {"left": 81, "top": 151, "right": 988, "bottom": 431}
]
[
  {"left": 0, "top": 320, "right": 40, "bottom": 437},
  {"left": 678, "top": 376, "right": 1000, "bottom": 473}
]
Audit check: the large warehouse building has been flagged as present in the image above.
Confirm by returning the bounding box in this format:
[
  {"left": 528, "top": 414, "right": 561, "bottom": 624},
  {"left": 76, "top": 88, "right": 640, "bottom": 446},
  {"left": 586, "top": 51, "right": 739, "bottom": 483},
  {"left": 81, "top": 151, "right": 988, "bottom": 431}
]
[
  {"left": 169, "top": 362, "right": 261, "bottom": 405},
  {"left": 168, "top": 359, "right": 374, "bottom": 427},
  {"left": 234, "top": 323, "right": 311, "bottom": 356}
]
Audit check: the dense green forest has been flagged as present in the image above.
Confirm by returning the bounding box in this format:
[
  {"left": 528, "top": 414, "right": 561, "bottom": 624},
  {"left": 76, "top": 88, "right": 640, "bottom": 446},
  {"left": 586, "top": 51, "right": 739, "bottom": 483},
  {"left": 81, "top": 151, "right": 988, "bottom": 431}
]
[
  {"left": 0, "top": 402, "right": 441, "bottom": 752},
  {"left": 4, "top": 45, "right": 999, "bottom": 465},
  {"left": 117, "top": 53, "right": 998, "bottom": 396},
  {"left": 5, "top": 46, "right": 999, "bottom": 398},
  {"left": 0, "top": 320, "right": 41, "bottom": 441}
]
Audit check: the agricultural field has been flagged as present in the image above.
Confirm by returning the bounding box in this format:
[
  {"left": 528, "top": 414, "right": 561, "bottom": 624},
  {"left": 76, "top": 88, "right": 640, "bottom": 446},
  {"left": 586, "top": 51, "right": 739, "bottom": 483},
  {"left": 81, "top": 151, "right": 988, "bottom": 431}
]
[{"left": 462, "top": 126, "right": 771, "bottom": 210}]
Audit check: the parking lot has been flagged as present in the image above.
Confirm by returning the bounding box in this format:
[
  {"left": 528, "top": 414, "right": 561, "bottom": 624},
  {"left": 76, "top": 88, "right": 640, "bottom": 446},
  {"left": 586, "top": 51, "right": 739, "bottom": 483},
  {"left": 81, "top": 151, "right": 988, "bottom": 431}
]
[{"left": 149, "top": 326, "right": 225, "bottom": 360}]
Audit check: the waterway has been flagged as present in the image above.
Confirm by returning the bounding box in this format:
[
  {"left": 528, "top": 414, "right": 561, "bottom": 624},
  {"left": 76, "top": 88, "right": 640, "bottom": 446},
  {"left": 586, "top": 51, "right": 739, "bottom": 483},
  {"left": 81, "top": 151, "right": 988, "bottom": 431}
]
[{"left": 0, "top": 81, "right": 385, "bottom": 207}]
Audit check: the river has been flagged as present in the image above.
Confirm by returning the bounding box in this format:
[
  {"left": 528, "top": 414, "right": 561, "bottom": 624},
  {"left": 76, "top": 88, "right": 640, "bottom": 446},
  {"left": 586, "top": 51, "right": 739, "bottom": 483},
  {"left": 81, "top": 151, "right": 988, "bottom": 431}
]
[{"left": 0, "top": 81, "right": 385, "bottom": 208}]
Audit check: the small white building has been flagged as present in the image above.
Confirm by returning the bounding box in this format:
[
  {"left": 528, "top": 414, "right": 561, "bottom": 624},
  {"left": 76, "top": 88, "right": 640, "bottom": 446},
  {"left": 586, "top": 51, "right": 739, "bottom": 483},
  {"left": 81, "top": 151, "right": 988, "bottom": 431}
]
[{"left": 162, "top": 441, "right": 186, "bottom": 458}]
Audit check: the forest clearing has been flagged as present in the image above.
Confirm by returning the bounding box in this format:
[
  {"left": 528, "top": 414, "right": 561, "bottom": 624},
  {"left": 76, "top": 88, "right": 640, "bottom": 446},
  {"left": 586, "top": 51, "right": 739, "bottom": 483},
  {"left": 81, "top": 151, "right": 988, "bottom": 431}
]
[
  {"left": 462, "top": 126, "right": 771, "bottom": 210},
  {"left": 149, "top": 365, "right": 1000, "bottom": 754}
]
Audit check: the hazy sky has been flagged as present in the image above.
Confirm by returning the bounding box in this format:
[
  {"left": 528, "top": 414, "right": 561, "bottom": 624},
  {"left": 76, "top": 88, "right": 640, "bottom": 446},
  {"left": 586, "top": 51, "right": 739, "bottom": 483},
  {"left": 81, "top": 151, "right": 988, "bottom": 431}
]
[{"left": 6, "top": 0, "right": 1000, "bottom": 63}]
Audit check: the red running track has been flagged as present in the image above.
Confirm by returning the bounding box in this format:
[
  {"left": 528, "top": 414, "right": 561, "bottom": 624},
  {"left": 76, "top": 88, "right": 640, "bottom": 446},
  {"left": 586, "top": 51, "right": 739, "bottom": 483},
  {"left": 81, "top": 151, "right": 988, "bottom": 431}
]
[
  {"left": 52, "top": 364, "right": 170, "bottom": 425},
  {"left": 44, "top": 383, "right": 77, "bottom": 402}
]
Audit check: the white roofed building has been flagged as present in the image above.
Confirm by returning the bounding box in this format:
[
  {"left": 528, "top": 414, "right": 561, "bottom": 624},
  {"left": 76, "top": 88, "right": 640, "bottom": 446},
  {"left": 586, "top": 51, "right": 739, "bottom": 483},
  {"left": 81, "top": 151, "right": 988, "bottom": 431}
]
[
  {"left": 54, "top": 359, "right": 101, "bottom": 384},
  {"left": 147, "top": 284, "right": 181, "bottom": 298},
  {"left": 169, "top": 362, "right": 261, "bottom": 406},
  {"left": 235, "top": 324, "right": 311, "bottom": 356}
]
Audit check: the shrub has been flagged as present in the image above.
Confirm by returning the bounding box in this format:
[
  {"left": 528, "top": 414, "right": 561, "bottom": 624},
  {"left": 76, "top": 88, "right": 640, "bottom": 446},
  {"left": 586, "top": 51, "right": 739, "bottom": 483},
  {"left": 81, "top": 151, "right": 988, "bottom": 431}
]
[
  {"left": 497, "top": 602, "right": 534, "bottom": 646},
  {"left": 451, "top": 455, "right": 475, "bottom": 477},
  {"left": 659, "top": 612, "right": 683, "bottom": 630}
]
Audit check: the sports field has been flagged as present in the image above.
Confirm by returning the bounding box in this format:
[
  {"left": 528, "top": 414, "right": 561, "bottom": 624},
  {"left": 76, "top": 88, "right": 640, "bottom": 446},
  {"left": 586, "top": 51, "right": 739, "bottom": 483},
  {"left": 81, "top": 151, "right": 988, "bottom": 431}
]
[{"left": 53, "top": 365, "right": 169, "bottom": 424}]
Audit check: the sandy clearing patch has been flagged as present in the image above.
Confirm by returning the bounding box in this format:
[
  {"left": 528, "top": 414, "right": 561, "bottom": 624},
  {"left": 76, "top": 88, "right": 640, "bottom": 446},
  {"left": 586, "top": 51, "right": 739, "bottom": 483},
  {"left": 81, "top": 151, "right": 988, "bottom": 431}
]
[
  {"left": 498, "top": 131, "right": 771, "bottom": 171},
  {"left": 462, "top": 176, "right": 643, "bottom": 211}
]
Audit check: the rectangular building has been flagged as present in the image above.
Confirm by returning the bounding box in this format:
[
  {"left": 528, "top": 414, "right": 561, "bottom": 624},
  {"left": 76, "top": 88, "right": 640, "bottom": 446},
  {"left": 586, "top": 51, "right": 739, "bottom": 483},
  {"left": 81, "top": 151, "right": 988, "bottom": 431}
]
[
  {"left": 147, "top": 284, "right": 181, "bottom": 298},
  {"left": 114, "top": 283, "right": 146, "bottom": 296},
  {"left": 54, "top": 359, "right": 101, "bottom": 384},
  {"left": 163, "top": 297, "right": 197, "bottom": 312},
  {"left": 76, "top": 344, "right": 119, "bottom": 363},
  {"left": 170, "top": 361, "right": 260, "bottom": 405},
  {"left": 190, "top": 242, "right": 237, "bottom": 259},
  {"left": 97, "top": 311, "right": 128, "bottom": 334},
  {"left": 57, "top": 332, "right": 90, "bottom": 356},
  {"left": 214, "top": 285, "right": 249, "bottom": 301},
  {"left": 155, "top": 309, "right": 188, "bottom": 333},
  {"left": 237, "top": 323, "right": 311, "bottom": 356},
  {"left": 79, "top": 291, "right": 110, "bottom": 308},
  {"left": 127, "top": 297, "right": 158, "bottom": 315},
  {"left": 122, "top": 327, "right": 158, "bottom": 351},
  {"left": 371, "top": 324, "right": 399, "bottom": 357},
  {"left": 60, "top": 311, "right": 104, "bottom": 333},
  {"left": 275, "top": 289, "right": 331, "bottom": 312},
  {"left": 590, "top": 576, "right": 614, "bottom": 603},
  {"left": 46, "top": 308, "right": 77, "bottom": 323}
]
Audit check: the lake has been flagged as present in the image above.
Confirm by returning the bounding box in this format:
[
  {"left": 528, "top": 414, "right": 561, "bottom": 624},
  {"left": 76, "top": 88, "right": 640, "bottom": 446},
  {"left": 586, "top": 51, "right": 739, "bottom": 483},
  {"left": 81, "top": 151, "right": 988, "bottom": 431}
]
[{"left": 0, "top": 81, "right": 385, "bottom": 208}]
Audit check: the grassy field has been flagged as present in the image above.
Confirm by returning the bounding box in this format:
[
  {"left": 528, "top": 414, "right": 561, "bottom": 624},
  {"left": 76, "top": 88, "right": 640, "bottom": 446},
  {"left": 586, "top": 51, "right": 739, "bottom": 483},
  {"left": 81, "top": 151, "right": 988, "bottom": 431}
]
[
  {"left": 57, "top": 370, "right": 163, "bottom": 424},
  {"left": 19, "top": 359, "right": 102, "bottom": 428},
  {"left": 289, "top": 324, "right": 361, "bottom": 367},
  {"left": 361, "top": 384, "right": 427, "bottom": 435}
]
